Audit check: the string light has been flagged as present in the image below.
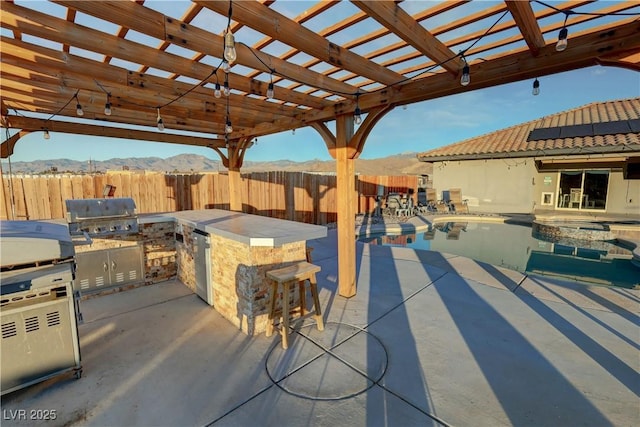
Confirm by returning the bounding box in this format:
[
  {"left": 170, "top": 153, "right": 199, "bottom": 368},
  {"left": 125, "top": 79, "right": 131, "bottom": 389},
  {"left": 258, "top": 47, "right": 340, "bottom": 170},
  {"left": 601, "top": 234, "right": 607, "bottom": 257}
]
[
  {"left": 225, "top": 119, "right": 233, "bottom": 134},
  {"left": 354, "top": 93, "right": 362, "bottom": 125},
  {"left": 214, "top": 82, "right": 222, "bottom": 98},
  {"left": 460, "top": 57, "right": 470, "bottom": 86},
  {"left": 223, "top": 75, "right": 230, "bottom": 97},
  {"left": 223, "top": 31, "right": 237, "bottom": 64},
  {"left": 43, "top": 129, "right": 50, "bottom": 140},
  {"left": 267, "top": 73, "right": 274, "bottom": 99},
  {"left": 74, "top": 93, "right": 84, "bottom": 116},
  {"left": 104, "top": 94, "right": 112, "bottom": 116},
  {"left": 532, "top": 78, "right": 540, "bottom": 96},
  {"left": 556, "top": 26, "right": 568, "bottom": 51},
  {"left": 222, "top": 60, "right": 230, "bottom": 74},
  {"left": 222, "top": 1, "right": 236, "bottom": 65},
  {"left": 556, "top": 12, "right": 570, "bottom": 52},
  {"left": 156, "top": 108, "right": 164, "bottom": 131}
]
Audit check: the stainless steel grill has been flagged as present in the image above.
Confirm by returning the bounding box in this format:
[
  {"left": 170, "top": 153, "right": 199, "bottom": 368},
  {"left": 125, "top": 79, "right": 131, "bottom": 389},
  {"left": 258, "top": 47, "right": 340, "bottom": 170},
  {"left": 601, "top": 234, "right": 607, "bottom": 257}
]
[
  {"left": 0, "top": 220, "right": 82, "bottom": 395},
  {"left": 66, "top": 197, "right": 138, "bottom": 237}
]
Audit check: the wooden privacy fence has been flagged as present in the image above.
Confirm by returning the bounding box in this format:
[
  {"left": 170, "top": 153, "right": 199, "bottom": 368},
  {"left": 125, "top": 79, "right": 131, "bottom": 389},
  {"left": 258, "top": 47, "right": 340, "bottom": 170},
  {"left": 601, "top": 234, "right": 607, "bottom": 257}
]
[{"left": 1, "top": 172, "right": 418, "bottom": 225}]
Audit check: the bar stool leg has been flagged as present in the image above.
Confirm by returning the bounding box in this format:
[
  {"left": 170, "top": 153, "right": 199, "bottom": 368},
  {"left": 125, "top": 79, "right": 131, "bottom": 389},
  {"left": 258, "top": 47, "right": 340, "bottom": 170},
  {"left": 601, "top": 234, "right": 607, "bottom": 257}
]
[
  {"left": 309, "top": 273, "right": 324, "bottom": 331},
  {"left": 298, "top": 280, "right": 307, "bottom": 316},
  {"left": 281, "top": 281, "right": 290, "bottom": 349},
  {"left": 266, "top": 280, "right": 277, "bottom": 338}
]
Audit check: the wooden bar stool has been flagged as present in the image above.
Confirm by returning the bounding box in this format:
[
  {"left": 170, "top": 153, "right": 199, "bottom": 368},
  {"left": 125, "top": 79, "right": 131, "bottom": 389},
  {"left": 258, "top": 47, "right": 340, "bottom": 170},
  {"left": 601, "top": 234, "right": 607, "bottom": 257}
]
[{"left": 265, "top": 261, "right": 324, "bottom": 349}]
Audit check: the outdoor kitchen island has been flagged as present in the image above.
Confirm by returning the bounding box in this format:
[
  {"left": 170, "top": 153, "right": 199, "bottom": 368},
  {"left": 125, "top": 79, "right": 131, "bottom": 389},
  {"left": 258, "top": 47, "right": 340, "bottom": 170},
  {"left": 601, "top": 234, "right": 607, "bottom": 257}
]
[{"left": 140, "top": 210, "right": 327, "bottom": 336}]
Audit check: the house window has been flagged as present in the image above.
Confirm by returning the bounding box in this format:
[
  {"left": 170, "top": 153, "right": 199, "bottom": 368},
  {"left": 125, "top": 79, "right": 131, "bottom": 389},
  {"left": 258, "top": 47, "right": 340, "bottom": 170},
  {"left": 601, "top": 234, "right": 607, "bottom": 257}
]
[{"left": 557, "top": 170, "right": 609, "bottom": 210}]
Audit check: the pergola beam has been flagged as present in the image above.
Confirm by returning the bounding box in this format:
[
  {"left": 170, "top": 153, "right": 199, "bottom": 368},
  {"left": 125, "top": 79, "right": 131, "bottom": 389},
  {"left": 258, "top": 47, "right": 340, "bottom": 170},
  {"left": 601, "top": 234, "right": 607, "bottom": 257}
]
[
  {"left": 505, "top": 0, "right": 547, "bottom": 56},
  {"left": 234, "top": 19, "right": 640, "bottom": 138},
  {"left": 2, "top": 116, "right": 226, "bottom": 155}
]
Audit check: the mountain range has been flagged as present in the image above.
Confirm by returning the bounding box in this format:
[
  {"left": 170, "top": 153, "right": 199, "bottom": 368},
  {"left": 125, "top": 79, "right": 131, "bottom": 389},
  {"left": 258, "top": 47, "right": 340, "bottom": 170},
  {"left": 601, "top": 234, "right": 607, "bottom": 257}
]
[{"left": 5, "top": 152, "right": 433, "bottom": 176}]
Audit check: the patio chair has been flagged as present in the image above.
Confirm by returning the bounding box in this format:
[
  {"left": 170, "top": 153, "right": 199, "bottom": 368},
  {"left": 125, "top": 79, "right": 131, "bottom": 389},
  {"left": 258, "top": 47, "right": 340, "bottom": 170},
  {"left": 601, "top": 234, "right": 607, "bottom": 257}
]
[
  {"left": 426, "top": 188, "right": 449, "bottom": 213},
  {"left": 416, "top": 190, "right": 431, "bottom": 214},
  {"left": 382, "top": 193, "right": 402, "bottom": 216},
  {"left": 447, "top": 188, "right": 469, "bottom": 214}
]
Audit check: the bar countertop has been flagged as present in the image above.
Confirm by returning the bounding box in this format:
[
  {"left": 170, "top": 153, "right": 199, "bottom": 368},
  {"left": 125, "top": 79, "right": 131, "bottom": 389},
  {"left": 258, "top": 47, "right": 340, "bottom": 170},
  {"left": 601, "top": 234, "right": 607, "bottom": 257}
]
[{"left": 139, "top": 209, "right": 327, "bottom": 247}]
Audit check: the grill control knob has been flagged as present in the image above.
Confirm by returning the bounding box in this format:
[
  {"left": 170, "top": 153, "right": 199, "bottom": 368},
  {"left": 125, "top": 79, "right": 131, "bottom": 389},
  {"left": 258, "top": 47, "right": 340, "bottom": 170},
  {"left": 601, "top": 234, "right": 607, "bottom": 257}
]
[
  {"left": 110, "top": 225, "right": 118, "bottom": 232},
  {"left": 125, "top": 224, "right": 132, "bottom": 231},
  {"left": 94, "top": 227, "right": 101, "bottom": 233}
]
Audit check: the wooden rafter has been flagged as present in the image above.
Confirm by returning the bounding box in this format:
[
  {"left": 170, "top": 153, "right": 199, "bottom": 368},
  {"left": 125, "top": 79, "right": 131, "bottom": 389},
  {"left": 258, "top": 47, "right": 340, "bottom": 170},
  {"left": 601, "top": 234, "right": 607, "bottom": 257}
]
[
  {"left": 352, "top": 0, "right": 463, "bottom": 74},
  {"left": 505, "top": 0, "right": 546, "bottom": 56},
  {"left": 1, "top": 2, "right": 330, "bottom": 111},
  {"left": 55, "top": 1, "right": 358, "bottom": 98},
  {"left": 196, "top": 0, "right": 406, "bottom": 86}
]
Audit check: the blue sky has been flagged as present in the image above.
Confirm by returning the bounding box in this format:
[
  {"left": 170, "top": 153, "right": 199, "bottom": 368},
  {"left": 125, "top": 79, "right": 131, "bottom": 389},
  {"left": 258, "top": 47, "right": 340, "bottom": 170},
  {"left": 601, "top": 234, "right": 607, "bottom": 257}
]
[{"left": 7, "top": 65, "right": 638, "bottom": 164}]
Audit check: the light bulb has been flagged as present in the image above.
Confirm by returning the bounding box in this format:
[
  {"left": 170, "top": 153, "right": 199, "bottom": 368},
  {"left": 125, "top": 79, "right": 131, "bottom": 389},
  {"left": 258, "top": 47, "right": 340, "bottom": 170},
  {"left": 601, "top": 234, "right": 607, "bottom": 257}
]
[
  {"left": 354, "top": 106, "right": 362, "bottom": 125},
  {"left": 76, "top": 102, "right": 84, "bottom": 116},
  {"left": 556, "top": 27, "right": 568, "bottom": 51},
  {"left": 460, "top": 64, "right": 470, "bottom": 86},
  {"left": 104, "top": 102, "right": 112, "bottom": 116},
  {"left": 225, "top": 120, "right": 233, "bottom": 134},
  {"left": 222, "top": 61, "right": 230, "bottom": 74},
  {"left": 267, "top": 82, "right": 274, "bottom": 99},
  {"left": 223, "top": 31, "right": 237, "bottom": 64},
  {"left": 532, "top": 79, "right": 540, "bottom": 96},
  {"left": 223, "top": 81, "right": 230, "bottom": 97},
  {"left": 43, "top": 130, "right": 50, "bottom": 140},
  {"left": 214, "top": 82, "right": 221, "bottom": 98},
  {"left": 156, "top": 108, "right": 165, "bottom": 131}
]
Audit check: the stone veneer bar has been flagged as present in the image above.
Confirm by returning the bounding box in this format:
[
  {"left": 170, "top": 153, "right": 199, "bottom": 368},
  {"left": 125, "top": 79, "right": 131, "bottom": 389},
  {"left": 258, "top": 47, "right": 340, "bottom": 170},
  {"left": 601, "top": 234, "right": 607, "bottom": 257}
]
[{"left": 142, "top": 210, "right": 327, "bottom": 335}]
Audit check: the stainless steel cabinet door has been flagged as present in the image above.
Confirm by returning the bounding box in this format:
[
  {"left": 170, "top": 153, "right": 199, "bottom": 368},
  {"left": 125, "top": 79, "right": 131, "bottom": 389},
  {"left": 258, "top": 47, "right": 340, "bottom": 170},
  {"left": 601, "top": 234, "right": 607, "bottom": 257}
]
[
  {"left": 74, "top": 250, "right": 109, "bottom": 292},
  {"left": 108, "top": 246, "right": 143, "bottom": 286}
]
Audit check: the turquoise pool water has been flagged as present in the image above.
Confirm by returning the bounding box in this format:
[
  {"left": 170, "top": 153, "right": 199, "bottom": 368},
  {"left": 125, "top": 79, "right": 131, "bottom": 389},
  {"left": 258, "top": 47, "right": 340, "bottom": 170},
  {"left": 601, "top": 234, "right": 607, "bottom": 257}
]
[{"left": 357, "top": 221, "right": 639, "bottom": 289}]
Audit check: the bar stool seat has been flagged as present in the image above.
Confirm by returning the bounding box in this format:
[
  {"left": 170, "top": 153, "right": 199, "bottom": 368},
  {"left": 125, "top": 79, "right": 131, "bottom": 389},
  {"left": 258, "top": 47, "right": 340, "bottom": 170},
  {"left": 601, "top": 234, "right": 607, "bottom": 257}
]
[{"left": 265, "top": 261, "right": 324, "bottom": 349}]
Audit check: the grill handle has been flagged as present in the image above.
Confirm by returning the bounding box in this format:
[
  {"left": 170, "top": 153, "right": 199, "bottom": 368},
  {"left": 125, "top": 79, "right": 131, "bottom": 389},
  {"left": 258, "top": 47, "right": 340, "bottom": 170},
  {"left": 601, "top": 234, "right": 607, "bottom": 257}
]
[{"left": 71, "top": 213, "right": 134, "bottom": 221}]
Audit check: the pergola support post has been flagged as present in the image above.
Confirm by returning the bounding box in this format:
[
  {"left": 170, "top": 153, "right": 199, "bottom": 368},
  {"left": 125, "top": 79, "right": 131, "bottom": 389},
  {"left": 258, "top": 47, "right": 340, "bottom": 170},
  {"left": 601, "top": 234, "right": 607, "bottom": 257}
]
[
  {"left": 335, "top": 115, "right": 357, "bottom": 298},
  {"left": 312, "top": 106, "right": 393, "bottom": 298},
  {"left": 213, "top": 137, "right": 252, "bottom": 212}
]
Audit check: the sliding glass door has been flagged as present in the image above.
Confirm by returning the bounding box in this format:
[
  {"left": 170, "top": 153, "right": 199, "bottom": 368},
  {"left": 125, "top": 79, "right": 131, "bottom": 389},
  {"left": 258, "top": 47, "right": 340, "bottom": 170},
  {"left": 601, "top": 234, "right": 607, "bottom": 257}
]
[{"left": 557, "top": 170, "right": 609, "bottom": 210}]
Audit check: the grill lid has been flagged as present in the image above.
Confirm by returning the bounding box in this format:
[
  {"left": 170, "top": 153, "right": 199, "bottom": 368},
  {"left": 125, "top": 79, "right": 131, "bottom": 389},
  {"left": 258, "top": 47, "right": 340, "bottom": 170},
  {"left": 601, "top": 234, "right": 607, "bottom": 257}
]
[
  {"left": 65, "top": 198, "right": 136, "bottom": 222},
  {"left": 65, "top": 198, "right": 138, "bottom": 236},
  {"left": 0, "top": 221, "right": 75, "bottom": 267}
]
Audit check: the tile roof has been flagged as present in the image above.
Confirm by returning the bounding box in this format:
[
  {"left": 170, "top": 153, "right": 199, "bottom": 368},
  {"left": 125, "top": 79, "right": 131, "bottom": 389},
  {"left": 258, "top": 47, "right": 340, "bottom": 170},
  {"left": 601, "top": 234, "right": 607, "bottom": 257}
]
[{"left": 417, "top": 98, "right": 640, "bottom": 162}]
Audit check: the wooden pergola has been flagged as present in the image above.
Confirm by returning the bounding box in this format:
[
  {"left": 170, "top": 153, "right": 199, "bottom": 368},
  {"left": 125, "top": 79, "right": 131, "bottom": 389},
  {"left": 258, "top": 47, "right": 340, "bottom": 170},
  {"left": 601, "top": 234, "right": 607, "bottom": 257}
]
[{"left": 1, "top": 0, "right": 639, "bottom": 297}]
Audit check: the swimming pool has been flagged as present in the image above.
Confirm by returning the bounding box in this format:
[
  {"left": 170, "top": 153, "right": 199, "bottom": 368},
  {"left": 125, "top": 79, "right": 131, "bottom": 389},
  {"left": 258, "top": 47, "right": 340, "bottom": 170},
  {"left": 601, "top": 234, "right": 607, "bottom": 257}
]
[{"left": 357, "top": 221, "right": 639, "bottom": 289}]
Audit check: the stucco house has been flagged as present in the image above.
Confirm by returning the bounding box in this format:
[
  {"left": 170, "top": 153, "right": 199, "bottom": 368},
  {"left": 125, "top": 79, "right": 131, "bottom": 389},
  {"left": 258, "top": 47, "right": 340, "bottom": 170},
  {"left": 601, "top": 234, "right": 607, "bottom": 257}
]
[{"left": 417, "top": 98, "right": 640, "bottom": 216}]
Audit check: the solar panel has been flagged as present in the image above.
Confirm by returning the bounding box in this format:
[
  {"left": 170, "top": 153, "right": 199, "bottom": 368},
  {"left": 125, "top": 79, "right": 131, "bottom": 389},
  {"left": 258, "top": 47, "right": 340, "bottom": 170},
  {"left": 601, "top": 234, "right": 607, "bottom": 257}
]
[
  {"left": 529, "top": 119, "right": 638, "bottom": 142},
  {"left": 559, "top": 124, "right": 593, "bottom": 138},
  {"left": 527, "top": 127, "right": 561, "bottom": 141},
  {"left": 593, "top": 121, "right": 631, "bottom": 135},
  {"left": 629, "top": 119, "right": 640, "bottom": 133}
]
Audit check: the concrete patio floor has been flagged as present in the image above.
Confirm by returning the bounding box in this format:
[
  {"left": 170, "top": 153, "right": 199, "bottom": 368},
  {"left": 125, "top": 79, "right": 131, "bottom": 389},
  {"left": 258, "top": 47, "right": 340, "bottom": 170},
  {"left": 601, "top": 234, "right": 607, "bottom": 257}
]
[{"left": 1, "top": 228, "right": 638, "bottom": 427}]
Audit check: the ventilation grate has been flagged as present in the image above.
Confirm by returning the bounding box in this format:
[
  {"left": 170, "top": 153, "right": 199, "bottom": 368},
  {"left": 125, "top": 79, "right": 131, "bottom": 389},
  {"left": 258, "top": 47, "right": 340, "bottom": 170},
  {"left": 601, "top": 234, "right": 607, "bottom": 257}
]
[
  {"left": 46, "top": 311, "right": 61, "bottom": 327},
  {"left": 115, "top": 272, "right": 124, "bottom": 283},
  {"left": 2, "top": 322, "right": 17, "bottom": 339},
  {"left": 80, "top": 279, "right": 90, "bottom": 290},
  {"left": 129, "top": 270, "right": 137, "bottom": 280},
  {"left": 25, "top": 316, "right": 40, "bottom": 333}
]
